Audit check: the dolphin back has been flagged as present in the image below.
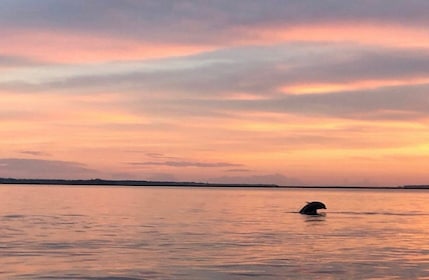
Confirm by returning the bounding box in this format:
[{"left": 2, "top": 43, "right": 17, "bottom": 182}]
[{"left": 299, "top": 201, "right": 326, "bottom": 215}]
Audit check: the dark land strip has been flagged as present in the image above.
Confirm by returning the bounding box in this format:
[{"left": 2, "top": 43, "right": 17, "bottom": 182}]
[{"left": 0, "top": 178, "right": 428, "bottom": 189}]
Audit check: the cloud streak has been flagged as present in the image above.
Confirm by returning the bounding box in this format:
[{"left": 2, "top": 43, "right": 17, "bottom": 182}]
[
  {"left": 129, "top": 161, "right": 243, "bottom": 168},
  {"left": 3, "top": 44, "right": 429, "bottom": 123},
  {"left": 0, "top": 158, "right": 99, "bottom": 179},
  {"left": 2, "top": 1, "right": 429, "bottom": 43},
  {"left": 4, "top": 44, "right": 429, "bottom": 97},
  {"left": 18, "top": 150, "right": 50, "bottom": 156}
]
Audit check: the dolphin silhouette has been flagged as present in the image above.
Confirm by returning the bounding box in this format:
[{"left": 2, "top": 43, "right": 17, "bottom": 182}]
[{"left": 299, "top": 201, "right": 327, "bottom": 215}]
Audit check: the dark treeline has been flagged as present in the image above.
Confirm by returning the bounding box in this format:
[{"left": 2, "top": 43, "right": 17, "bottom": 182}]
[
  {"left": 0, "top": 178, "right": 428, "bottom": 189},
  {"left": 0, "top": 178, "right": 278, "bottom": 188}
]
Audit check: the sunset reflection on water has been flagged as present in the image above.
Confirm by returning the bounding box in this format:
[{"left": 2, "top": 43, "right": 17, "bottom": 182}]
[{"left": 1, "top": 185, "right": 429, "bottom": 279}]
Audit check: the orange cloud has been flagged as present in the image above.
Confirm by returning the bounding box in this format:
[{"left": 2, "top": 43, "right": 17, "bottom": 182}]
[
  {"left": 6, "top": 22, "right": 429, "bottom": 65},
  {"left": 2, "top": 29, "right": 215, "bottom": 63},
  {"left": 281, "top": 77, "right": 429, "bottom": 95},
  {"left": 236, "top": 23, "right": 429, "bottom": 48}
]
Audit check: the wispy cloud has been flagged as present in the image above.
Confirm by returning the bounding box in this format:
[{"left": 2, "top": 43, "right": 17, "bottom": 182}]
[
  {"left": 18, "top": 150, "right": 50, "bottom": 157},
  {"left": 225, "top": 169, "right": 252, "bottom": 173},
  {"left": 2, "top": 1, "right": 429, "bottom": 44},
  {"left": 129, "top": 161, "right": 243, "bottom": 168},
  {"left": 5, "top": 44, "right": 429, "bottom": 93},
  {"left": 0, "top": 158, "right": 99, "bottom": 179},
  {"left": 0, "top": 55, "right": 42, "bottom": 68}
]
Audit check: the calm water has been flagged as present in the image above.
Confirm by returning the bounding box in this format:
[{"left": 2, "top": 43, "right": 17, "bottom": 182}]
[{"left": 1, "top": 185, "right": 429, "bottom": 279}]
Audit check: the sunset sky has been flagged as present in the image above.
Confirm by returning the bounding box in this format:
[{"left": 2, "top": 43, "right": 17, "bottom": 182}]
[{"left": 1, "top": 1, "right": 429, "bottom": 186}]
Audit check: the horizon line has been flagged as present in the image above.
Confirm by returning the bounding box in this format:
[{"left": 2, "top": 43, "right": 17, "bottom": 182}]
[{"left": 1, "top": 177, "right": 428, "bottom": 189}]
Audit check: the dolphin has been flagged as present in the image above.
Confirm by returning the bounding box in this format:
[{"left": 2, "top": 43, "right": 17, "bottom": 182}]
[{"left": 299, "top": 201, "right": 327, "bottom": 215}]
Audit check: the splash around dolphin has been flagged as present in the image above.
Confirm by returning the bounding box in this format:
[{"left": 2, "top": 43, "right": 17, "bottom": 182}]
[{"left": 299, "top": 201, "right": 327, "bottom": 215}]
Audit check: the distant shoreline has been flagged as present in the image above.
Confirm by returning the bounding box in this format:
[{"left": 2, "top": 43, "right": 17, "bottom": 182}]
[
  {"left": 0, "top": 178, "right": 278, "bottom": 188},
  {"left": 1, "top": 178, "right": 428, "bottom": 189}
]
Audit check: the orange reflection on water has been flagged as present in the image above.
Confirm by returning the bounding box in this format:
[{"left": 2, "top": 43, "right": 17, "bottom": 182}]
[{"left": 1, "top": 186, "right": 429, "bottom": 278}]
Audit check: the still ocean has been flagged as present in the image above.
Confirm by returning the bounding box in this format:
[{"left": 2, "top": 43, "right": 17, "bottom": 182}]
[{"left": 1, "top": 185, "right": 428, "bottom": 279}]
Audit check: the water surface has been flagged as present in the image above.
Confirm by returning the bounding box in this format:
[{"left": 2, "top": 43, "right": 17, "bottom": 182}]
[{"left": 1, "top": 185, "right": 429, "bottom": 279}]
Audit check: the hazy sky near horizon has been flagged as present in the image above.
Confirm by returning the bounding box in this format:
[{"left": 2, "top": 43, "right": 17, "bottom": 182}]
[{"left": 1, "top": 0, "right": 429, "bottom": 186}]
